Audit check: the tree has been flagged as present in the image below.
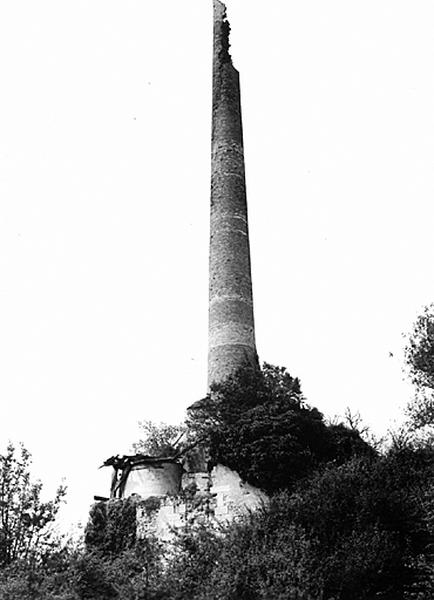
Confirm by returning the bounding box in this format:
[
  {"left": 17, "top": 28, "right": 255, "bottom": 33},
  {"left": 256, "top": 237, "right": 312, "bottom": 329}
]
[
  {"left": 187, "top": 363, "right": 373, "bottom": 493},
  {"left": 405, "top": 305, "right": 434, "bottom": 434},
  {"left": 0, "top": 442, "right": 66, "bottom": 568},
  {"left": 405, "top": 304, "right": 434, "bottom": 392},
  {"left": 132, "top": 420, "right": 185, "bottom": 457}
]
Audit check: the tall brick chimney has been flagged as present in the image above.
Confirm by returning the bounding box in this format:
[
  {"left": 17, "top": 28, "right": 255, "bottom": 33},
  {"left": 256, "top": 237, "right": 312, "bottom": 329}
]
[{"left": 208, "top": 0, "right": 258, "bottom": 387}]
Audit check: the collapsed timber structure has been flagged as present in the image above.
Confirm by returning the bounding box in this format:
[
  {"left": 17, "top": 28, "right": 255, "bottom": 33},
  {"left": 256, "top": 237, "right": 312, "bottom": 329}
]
[{"left": 99, "top": 1, "right": 265, "bottom": 539}]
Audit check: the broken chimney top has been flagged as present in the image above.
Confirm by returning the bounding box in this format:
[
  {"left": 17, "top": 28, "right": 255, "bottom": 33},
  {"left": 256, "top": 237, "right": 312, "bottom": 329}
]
[
  {"left": 213, "top": 0, "right": 232, "bottom": 65},
  {"left": 208, "top": 0, "right": 259, "bottom": 386},
  {"left": 213, "top": 0, "right": 227, "bottom": 26}
]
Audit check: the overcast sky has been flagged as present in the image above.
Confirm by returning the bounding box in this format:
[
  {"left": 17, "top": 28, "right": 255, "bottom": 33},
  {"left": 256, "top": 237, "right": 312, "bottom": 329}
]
[{"left": 1, "top": 0, "right": 434, "bottom": 530}]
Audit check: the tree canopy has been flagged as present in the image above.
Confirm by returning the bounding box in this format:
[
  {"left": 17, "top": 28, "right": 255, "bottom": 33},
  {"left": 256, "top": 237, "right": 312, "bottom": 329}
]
[
  {"left": 405, "top": 304, "right": 434, "bottom": 435},
  {"left": 0, "top": 443, "right": 66, "bottom": 569},
  {"left": 132, "top": 420, "right": 185, "bottom": 457}
]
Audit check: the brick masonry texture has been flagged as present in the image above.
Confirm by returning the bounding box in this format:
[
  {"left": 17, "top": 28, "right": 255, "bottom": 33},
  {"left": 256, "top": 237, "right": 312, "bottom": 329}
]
[{"left": 208, "top": 0, "right": 258, "bottom": 386}]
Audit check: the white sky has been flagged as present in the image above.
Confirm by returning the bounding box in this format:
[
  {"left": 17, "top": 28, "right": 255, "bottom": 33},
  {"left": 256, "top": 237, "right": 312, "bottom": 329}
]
[{"left": 1, "top": 0, "right": 434, "bottom": 530}]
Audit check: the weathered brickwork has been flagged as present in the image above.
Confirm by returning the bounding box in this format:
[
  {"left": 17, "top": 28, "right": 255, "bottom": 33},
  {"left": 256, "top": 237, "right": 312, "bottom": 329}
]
[
  {"left": 208, "top": 0, "right": 258, "bottom": 386},
  {"left": 99, "top": 2, "right": 266, "bottom": 545}
]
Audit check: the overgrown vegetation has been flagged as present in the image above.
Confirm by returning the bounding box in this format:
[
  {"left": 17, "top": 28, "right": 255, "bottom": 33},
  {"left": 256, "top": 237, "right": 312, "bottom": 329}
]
[
  {"left": 85, "top": 498, "right": 137, "bottom": 556},
  {"left": 405, "top": 303, "right": 434, "bottom": 440},
  {"left": 1, "top": 307, "right": 434, "bottom": 598},
  {"left": 187, "top": 363, "right": 373, "bottom": 492},
  {"left": 132, "top": 421, "right": 185, "bottom": 457},
  {"left": 0, "top": 443, "right": 66, "bottom": 569}
]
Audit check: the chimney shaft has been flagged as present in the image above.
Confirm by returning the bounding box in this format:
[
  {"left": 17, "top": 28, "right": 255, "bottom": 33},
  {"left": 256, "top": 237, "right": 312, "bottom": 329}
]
[{"left": 208, "top": 0, "right": 258, "bottom": 387}]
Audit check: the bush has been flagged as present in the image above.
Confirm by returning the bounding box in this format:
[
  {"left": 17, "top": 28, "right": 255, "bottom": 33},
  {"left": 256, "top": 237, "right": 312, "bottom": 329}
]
[
  {"left": 157, "top": 444, "right": 432, "bottom": 600},
  {"left": 85, "top": 498, "right": 137, "bottom": 556},
  {"left": 279, "top": 448, "right": 433, "bottom": 599}
]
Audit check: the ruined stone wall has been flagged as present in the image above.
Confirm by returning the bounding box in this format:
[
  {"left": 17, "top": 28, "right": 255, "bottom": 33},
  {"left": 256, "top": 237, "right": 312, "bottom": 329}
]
[
  {"left": 136, "top": 464, "right": 267, "bottom": 542},
  {"left": 210, "top": 464, "right": 266, "bottom": 520},
  {"left": 208, "top": 0, "right": 258, "bottom": 387}
]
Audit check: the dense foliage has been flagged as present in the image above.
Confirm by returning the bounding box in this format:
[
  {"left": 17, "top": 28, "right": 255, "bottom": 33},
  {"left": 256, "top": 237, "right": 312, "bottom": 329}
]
[
  {"left": 0, "top": 443, "right": 66, "bottom": 569},
  {"left": 406, "top": 304, "right": 434, "bottom": 392},
  {"left": 158, "top": 447, "right": 433, "bottom": 600},
  {"left": 20, "top": 442, "right": 427, "bottom": 600},
  {"left": 405, "top": 305, "right": 434, "bottom": 435},
  {"left": 85, "top": 498, "right": 137, "bottom": 556},
  {"left": 187, "top": 363, "right": 373, "bottom": 492},
  {"left": 1, "top": 339, "right": 433, "bottom": 599}
]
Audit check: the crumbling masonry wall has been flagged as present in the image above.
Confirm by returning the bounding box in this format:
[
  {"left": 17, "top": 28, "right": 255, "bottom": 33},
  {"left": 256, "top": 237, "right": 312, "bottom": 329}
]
[
  {"left": 136, "top": 464, "right": 267, "bottom": 542},
  {"left": 208, "top": 0, "right": 258, "bottom": 387}
]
